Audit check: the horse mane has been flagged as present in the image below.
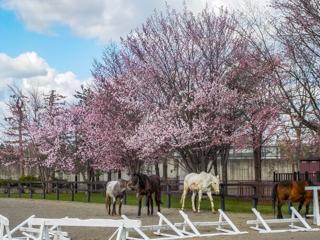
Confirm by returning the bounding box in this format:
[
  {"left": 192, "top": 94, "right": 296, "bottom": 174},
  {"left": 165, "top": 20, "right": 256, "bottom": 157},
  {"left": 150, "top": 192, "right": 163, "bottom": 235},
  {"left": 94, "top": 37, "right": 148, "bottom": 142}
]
[{"left": 135, "top": 173, "right": 147, "bottom": 189}]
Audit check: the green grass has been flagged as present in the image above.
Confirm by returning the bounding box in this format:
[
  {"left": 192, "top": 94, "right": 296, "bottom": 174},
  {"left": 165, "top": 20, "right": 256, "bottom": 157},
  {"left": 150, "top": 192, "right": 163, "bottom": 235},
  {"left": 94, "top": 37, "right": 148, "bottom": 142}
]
[{"left": 0, "top": 191, "right": 297, "bottom": 215}]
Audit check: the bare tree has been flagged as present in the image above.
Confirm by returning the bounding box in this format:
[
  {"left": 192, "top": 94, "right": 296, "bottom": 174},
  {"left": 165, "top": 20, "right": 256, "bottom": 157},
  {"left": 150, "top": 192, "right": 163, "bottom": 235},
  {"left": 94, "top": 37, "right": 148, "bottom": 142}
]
[{"left": 3, "top": 86, "right": 28, "bottom": 176}]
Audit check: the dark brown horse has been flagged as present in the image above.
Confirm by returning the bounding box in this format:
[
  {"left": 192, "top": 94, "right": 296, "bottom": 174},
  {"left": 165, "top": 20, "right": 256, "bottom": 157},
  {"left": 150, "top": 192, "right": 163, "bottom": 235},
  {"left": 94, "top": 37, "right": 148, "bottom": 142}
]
[
  {"left": 127, "top": 173, "right": 161, "bottom": 217},
  {"left": 272, "top": 180, "right": 313, "bottom": 219}
]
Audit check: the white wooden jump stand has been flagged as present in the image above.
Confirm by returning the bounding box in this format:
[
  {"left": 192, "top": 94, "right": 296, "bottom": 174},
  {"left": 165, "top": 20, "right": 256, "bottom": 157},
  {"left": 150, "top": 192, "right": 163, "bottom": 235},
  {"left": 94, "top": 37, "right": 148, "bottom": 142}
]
[
  {"left": 247, "top": 207, "right": 319, "bottom": 233},
  {"left": 305, "top": 186, "right": 320, "bottom": 226},
  {"left": 0, "top": 214, "right": 141, "bottom": 240},
  {"left": 1, "top": 214, "right": 37, "bottom": 240},
  {"left": 123, "top": 209, "right": 247, "bottom": 240}
]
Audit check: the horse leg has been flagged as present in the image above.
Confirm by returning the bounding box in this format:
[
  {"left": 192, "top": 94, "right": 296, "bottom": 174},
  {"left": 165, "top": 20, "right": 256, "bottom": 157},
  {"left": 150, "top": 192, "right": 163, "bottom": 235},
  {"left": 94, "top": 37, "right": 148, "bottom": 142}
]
[
  {"left": 138, "top": 195, "right": 143, "bottom": 217},
  {"left": 298, "top": 199, "right": 304, "bottom": 212},
  {"left": 119, "top": 197, "right": 123, "bottom": 215},
  {"left": 108, "top": 197, "right": 112, "bottom": 215},
  {"left": 150, "top": 195, "right": 154, "bottom": 215},
  {"left": 112, "top": 197, "right": 117, "bottom": 215},
  {"left": 207, "top": 190, "right": 215, "bottom": 213},
  {"left": 181, "top": 189, "right": 187, "bottom": 211},
  {"left": 197, "top": 190, "right": 202, "bottom": 213},
  {"left": 147, "top": 195, "right": 150, "bottom": 216},
  {"left": 277, "top": 200, "right": 283, "bottom": 219},
  {"left": 191, "top": 192, "right": 197, "bottom": 212},
  {"left": 305, "top": 198, "right": 311, "bottom": 219},
  {"left": 156, "top": 190, "right": 161, "bottom": 212}
]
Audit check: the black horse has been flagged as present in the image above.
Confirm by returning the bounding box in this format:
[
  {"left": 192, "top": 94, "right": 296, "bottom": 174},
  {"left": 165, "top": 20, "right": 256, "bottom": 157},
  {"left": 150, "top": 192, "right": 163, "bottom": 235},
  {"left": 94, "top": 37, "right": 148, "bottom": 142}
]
[{"left": 127, "top": 173, "right": 161, "bottom": 217}]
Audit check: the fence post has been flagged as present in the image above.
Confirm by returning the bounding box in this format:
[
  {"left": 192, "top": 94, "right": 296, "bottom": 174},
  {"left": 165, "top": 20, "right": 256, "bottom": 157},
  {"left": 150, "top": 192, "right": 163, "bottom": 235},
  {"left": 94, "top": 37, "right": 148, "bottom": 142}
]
[
  {"left": 166, "top": 184, "right": 171, "bottom": 208},
  {"left": 71, "top": 182, "right": 75, "bottom": 201},
  {"left": 7, "top": 183, "right": 10, "bottom": 198},
  {"left": 220, "top": 184, "right": 225, "bottom": 211},
  {"left": 42, "top": 182, "right": 46, "bottom": 199},
  {"left": 87, "top": 182, "right": 91, "bottom": 202},
  {"left": 305, "top": 171, "right": 309, "bottom": 181},
  {"left": 18, "top": 183, "right": 22, "bottom": 198},
  {"left": 252, "top": 185, "right": 258, "bottom": 209},
  {"left": 29, "top": 183, "right": 33, "bottom": 199},
  {"left": 273, "top": 172, "right": 276, "bottom": 182},
  {"left": 56, "top": 181, "right": 60, "bottom": 200}
]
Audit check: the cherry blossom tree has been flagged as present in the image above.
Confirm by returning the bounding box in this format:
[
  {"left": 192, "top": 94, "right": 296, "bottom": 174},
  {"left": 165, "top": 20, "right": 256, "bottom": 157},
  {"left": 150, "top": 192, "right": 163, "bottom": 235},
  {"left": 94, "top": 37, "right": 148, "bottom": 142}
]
[{"left": 89, "top": 7, "right": 279, "bottom": 185}]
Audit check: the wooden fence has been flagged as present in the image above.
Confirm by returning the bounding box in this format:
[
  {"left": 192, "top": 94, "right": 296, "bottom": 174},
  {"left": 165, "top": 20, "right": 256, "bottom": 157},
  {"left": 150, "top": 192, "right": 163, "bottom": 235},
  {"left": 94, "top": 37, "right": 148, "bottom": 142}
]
[
  {"left": 273, "top": 171, "right": 320, "bottom": 184},
  {"left": 0, "top": 179, "right": 275, "bottom": 212}
]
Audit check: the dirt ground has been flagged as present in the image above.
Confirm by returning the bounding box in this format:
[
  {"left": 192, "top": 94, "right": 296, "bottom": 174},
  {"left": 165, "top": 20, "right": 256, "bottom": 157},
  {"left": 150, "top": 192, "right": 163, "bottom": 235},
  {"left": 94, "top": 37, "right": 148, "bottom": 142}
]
[{"left": 0, "top": 198, "right": 319, "bottom": 240}]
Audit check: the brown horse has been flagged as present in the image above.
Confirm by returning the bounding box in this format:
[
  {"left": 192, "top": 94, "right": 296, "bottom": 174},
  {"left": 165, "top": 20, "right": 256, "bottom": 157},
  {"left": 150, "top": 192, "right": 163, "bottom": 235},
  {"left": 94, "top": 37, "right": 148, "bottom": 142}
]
[
  {"left": 127, "top": 173, "right": 161, "bottom": 217},
  {"left": 272, "top": 180, "right": 313, "bottom": 219}
]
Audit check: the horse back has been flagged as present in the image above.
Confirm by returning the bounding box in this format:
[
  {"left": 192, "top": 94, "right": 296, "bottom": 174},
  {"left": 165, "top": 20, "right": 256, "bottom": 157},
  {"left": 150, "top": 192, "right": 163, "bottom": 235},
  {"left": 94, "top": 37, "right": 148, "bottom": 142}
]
[
  {"left": 277, "top": 180, "right": 312, "bottom": 202},
  {"left": 148, "top": 175, "right": 161, "bottom": 192}
]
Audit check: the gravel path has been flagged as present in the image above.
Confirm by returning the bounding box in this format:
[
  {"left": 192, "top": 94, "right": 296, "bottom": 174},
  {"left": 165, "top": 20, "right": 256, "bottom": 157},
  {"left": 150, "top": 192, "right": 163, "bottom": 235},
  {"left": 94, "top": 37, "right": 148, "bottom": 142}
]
[{"left": 0, "top": 198, "right": 319, "bottom": 240}]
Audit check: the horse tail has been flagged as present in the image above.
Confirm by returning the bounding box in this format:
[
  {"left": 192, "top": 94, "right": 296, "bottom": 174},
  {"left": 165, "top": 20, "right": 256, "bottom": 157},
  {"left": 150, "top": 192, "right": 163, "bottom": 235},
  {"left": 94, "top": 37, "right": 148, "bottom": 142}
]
[{"left": 272, "top": 183, "right": 278, "bottom": 217}]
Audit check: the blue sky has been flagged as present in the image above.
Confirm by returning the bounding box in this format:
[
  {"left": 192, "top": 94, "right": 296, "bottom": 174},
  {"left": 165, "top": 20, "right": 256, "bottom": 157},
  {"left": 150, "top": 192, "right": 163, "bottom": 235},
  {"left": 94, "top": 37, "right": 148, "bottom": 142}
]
[
  {"left": 0, "top": 10, "right": 102, "bottom": 80},
  {"left": 0, "top": 0, "right": 268, "bottom": 119}
]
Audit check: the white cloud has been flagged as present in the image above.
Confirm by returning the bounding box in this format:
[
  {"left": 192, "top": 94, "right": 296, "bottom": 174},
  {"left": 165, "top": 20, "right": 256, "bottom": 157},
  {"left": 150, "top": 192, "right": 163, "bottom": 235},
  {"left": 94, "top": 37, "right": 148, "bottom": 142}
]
[
  {"left": 1, "top": 0, "right": 270, "bottom": 42},
  {"left": 0, "top": 52, "right": 48, "bottom": 79},
  {"left": 0, "top": 52, "right": 88, "bottom": 103}
]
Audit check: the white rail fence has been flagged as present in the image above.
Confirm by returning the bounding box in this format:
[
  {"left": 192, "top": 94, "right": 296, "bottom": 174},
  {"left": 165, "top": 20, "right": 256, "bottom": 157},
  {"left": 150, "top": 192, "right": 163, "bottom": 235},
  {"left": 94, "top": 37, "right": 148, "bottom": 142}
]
[{"left": 247, "top": 207, "right": 319, "bottom": 233}]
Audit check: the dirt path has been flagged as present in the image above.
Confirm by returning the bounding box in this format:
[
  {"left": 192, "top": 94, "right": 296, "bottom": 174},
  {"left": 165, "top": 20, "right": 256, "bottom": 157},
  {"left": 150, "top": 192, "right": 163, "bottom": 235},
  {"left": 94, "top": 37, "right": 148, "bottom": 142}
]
[{"left": 0, "top": 198, "right": 319, "bottom": 240}]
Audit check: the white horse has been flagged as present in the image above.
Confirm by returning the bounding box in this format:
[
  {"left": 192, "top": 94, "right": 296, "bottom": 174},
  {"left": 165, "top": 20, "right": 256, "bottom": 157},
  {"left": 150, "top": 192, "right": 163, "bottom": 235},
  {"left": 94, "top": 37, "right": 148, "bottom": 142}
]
[
  {"left": 181, "top": 171, "right": 220, "bottom": 213},
  {"left": 105, "top": 179, "right": 127, "bottom": 215}
]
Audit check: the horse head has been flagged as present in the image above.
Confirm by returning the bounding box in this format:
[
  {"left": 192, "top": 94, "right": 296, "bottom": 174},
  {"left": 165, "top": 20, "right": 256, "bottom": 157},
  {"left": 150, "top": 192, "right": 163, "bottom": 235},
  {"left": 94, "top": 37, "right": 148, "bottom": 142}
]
[
  {"left": 127, "top": 174, "right": 139, "bottom": 191},
  {"left": 211, "top": 174, "right": 220, "bottom": 194},
  {"left": 119, "top": 179, "right": 128, "bottom": 193}
]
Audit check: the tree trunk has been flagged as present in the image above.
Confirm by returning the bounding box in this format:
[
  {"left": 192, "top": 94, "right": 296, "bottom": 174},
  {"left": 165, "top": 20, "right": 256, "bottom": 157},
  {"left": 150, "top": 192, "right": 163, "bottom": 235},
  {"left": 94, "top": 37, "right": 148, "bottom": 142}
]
[
  {"left": 117, "top": 170, "right": 122, "bottom": 179},
  {"left": 295, "top": 127, "right": 302, "bottom": 172},
  {"left": 107, "top": 171, "right": 112, "bottom": 181},
  {"left": 253, "top": 145, "right": 262, "bottom": 182},
  {"left": 155, "top": 162, "right": 160, "bottom": 176},
  {"left": 213, "top": 157, "right": 218, "bottom": 176},
  {"left": 18, "top": 114, "right": 24, "bottom": 176},
  {"left": 162, "top": 158, "right": 168, "bottom": 181},
  {"left": 220, "top": 145, "right": 230, "bottom": 186}
]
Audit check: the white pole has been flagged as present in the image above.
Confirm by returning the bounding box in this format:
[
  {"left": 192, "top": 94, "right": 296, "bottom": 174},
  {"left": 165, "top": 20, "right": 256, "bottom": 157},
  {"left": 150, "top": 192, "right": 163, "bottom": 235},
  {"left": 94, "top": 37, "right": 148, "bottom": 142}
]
[{"left": 305, "top": 186, "right": 320, "bottom": 226}]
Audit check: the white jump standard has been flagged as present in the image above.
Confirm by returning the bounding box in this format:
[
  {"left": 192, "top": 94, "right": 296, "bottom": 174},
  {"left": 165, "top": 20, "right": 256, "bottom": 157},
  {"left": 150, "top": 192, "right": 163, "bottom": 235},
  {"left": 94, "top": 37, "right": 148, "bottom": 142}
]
[
  {"left": 247, "top": 207, "right": 319, "bottom": 233},
  {"left": 123, "top": 209, "right": 247, "bottom": 240},
  {"left": 305, "top": 186, "right": 320, "bottom": 226}
]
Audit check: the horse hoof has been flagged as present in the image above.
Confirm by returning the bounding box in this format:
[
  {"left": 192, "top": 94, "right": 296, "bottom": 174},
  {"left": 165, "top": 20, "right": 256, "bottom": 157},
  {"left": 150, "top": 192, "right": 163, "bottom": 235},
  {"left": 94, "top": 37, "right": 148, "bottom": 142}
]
[
  {"left": 197, "top": 210, "right": 200, "bottom": 213},
  {"left": 212, "top": 210, "right": 216, "bottom": 214}
]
